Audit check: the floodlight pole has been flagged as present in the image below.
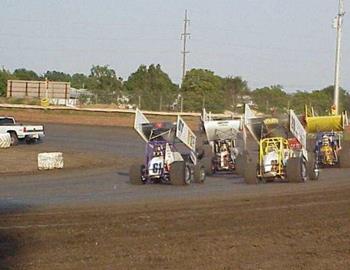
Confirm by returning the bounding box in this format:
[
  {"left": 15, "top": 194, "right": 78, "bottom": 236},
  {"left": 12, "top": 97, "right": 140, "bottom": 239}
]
[
  {"left": 333, "top": 0, "right": 345, "bottom": 115},
  {"left": 180, "top": 10, "right": 190, "bottom": 112}
]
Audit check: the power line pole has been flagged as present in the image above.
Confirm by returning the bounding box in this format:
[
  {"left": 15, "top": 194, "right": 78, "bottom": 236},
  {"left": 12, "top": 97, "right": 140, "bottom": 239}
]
[
  {"left": 180, "top": 9, "right": 190, "bottom": 112},
  {"left": 333, "top": 0, "right": 345, "bottom": 115},
  {"left": 181, "top": 9, "right": 190, "bottom": 81}
]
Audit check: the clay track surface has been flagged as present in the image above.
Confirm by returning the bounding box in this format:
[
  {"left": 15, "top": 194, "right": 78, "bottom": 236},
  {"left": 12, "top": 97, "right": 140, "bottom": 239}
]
[{"left": 0, "top": 124, "right": 350, "bottom": 269}]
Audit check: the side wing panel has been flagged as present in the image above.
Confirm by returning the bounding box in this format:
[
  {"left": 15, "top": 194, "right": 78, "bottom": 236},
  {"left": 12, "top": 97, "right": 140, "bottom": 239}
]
[
  {"left": 176, "top": 116, "right": 196, "bottom": 152},
  {"left": 289, "top": 110, "right": 306, "bottom": 149},
  {"left": 134, "top": 108, "right": 150, "bottom": 142},
  {"left": 244, "top": 104, "right": 260, "bottom": 143}
]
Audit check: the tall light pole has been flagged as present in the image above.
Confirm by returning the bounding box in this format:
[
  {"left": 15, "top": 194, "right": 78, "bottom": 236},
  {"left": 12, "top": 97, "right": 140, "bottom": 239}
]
[
  {"left": 333, "top": 0, "right": 345, "bottom": 115},
  {"left": 181, "top": 9, "right": 190, "bottom": 83},
  {"left": 180, "top": 9, "right": 190, "bottom": 112}
]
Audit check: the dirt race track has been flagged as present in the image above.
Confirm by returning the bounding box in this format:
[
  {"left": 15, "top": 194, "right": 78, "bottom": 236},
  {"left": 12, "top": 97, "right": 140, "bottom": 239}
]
[{"left": 0, "top": 124, "right": 350, "bottom": 269}]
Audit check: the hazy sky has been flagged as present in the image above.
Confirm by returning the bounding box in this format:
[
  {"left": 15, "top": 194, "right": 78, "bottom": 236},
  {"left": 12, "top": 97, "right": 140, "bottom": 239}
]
[{"left": 0, "top": 0, "right": 349, "bottom": 92}]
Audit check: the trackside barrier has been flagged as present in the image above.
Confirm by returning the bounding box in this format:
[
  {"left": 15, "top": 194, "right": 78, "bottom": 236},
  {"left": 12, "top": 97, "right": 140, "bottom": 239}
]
[
  {"left": 38, "top": 152, "right": 64, "bottom": 170},
  {"left": 0, "top": 104, "right": 237, "bottom": 118},
  {"left": 0, "top": 133, "right": 11, "bottom": 148}
]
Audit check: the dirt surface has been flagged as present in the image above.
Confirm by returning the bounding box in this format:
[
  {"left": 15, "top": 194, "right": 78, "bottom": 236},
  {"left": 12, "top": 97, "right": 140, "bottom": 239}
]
[
  {"left": 0, "top": 108, "right": 199, "bottom": 129},
  {"left": 0, "top": 145, "right": 133, "bottom": 176},
  {"left": 0, "top": 183, "right": 349, "bottom": 270},
  {"left": 0, "top": 123, "right": 143, "bottom": 175},
  {"left": 1, "top": 123, "right": 350, "bottom": 269}
]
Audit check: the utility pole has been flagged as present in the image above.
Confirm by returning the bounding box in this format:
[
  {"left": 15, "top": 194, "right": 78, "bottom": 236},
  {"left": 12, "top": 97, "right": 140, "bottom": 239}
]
[
  {"left": 333, "top": 0, "right": 345, "bottom": 115},
  {"left": 180, "top": 9, "right": 190, "bottom": 112},
  {"left": 181, "top": 9, "right": 190, "bottom": 81}
]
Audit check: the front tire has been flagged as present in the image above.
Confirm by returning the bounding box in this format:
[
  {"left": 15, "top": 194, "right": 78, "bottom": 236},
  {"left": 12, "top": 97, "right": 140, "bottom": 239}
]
[{"left": 129, "top": 163, "right": 145, "bottom": 185}]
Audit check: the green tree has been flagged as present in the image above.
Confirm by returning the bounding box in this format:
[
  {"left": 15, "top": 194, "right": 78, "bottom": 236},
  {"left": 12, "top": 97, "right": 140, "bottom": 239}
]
[
  {"left": 0, "top": 69, "right": 14, "bottom": 96},
  {"left": 125, "top": 64, "right": 178, "bottom": 111},
  {"left": 252, "top": 85, "right": 289, "bottom": 114},
  {"left": 71, "top": 73, "right": 89, "bottom": 89},
  {"left": 88, "top": 65, "right": 123, "bottom": 104},
  {"left": 181, "top": 69, "right": 224, "bottom": 113},
  {"left": 309, "top": 86, "right": 349, "bottom": 114},
  {"left": 43, "top": 70, "right": 71, "bottom": 82},
  {"left": 289, "top": 91, "right": 313, "bottom": 114},
  {"left": 223, "top": 76, "right": 249, "bottom": 111},
  {"left": 13, "top": 68, "right": 40, "bottom": 81}
]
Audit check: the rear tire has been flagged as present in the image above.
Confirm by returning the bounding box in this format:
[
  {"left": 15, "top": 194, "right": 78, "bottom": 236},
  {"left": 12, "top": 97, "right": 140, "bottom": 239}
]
[
  {"left": 339, "top": 144, "right": 350, "bottom": 168},
  {"left": 201, "top": 157, "right": 213, "bottom": 176},
  {"left": 235, "top": 153, "right": 245, "bottom": 176},
  {"left": 287, "top": 157, "right": 307, "bottom": 183},
  {"left": 129, "top": 163, "right": 145, "bottom": 185},
  {"left": 193, "top": 163, "right": 206, "bottom": 183},
  {"left": 202, "top": 144, "right": 212, "bottom": 158},
  {"left": 9, "top": 132, "right": 18, "bottom": 146},
  {"left": 244, "top": 153, "right": 258, "bottom": 184},
  {"left": 170, "top": 161, "right": 190, "bottom": 185},
  {"left": 307, "top": 153, "right": 319, "bottom": 180}
]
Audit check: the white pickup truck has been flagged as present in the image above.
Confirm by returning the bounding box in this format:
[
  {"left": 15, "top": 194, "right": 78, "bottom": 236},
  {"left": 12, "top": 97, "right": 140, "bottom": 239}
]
[{"left": 0, "top": 117, "right": 45, "bottom": 145}]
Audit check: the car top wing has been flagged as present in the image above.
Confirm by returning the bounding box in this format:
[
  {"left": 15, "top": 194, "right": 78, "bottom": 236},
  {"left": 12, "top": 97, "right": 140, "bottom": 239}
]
[
  {"left": 203, "top": 119, "right": 241, "bottom": 141},
  {"left": 176, "top": 116, "right": 196, "bottom": 152},
  {"left": 134, "top": 108, "right": 150, "bottom": 142}
]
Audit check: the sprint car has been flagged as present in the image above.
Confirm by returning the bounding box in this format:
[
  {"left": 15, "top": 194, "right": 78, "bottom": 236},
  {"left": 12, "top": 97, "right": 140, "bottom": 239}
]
[
  {"left": 242, "top": 105, "right": 319, "bottom": 184},
  {"left": 198, "top": 109, "right": 242, "bottom": 175},
  {"left": 129, "top": 109, "right": 206, "bottom": 185}
]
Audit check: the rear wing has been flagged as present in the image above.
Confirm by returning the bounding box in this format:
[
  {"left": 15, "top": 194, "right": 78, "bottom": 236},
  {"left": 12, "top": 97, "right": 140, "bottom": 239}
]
[
  {"left": 203, "top": 118, "right": 241, "bottom": 141},
  {"left": 135, "top": 109, "right": 196, "bottom": 152},
  {"left": 176, "top": 116, "right": 196, "bottom": 152},
  {"left": 201, "top": 108, "right": 242, "bottom": 141},
  {"left": 134, "top": 108, "right": 150, "bottom": 142},
  {"left": 305, "top": 106, "right": 347, "bottom": 133}
]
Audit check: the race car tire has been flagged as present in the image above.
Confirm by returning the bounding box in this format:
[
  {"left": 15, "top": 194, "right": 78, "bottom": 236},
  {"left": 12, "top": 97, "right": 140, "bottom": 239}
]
[
  {"left": 339, "top": 144, "right": 350, "bottom": 168},
  {"left": 307, "top": 153, "right": 319, "bottom": 181},
  {"left": 193, "top": 163, "right": 206, "bottom": 184},
  {"left": 9, "top": 132, "right": 18, "bottom": 146},
  {"left": 129, "top": 163, "right": 145, "bottom": 185},
  {"left": 196, "top": 142, "right": 212, "bottom": 158},
  {"left": 201, "top": 157, "right": 213, "bottom": 176},
  {"left": 244, "top": 155, "right": 258, "bottom": 184},
  {"left": 287, "top": 157, "right": 307, "bottom": 183},
  {"left": 235, "top": 153, "right": 245, "bottom": 176},
  {"left": 170, "top": 161, "right": 190, "bottom": 185}
]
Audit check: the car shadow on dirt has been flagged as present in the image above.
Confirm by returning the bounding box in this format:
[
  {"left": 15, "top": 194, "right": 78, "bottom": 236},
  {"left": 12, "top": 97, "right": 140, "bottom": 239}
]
[{"left": 0, "top": 201, "right": 32, "bottom": 270}]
